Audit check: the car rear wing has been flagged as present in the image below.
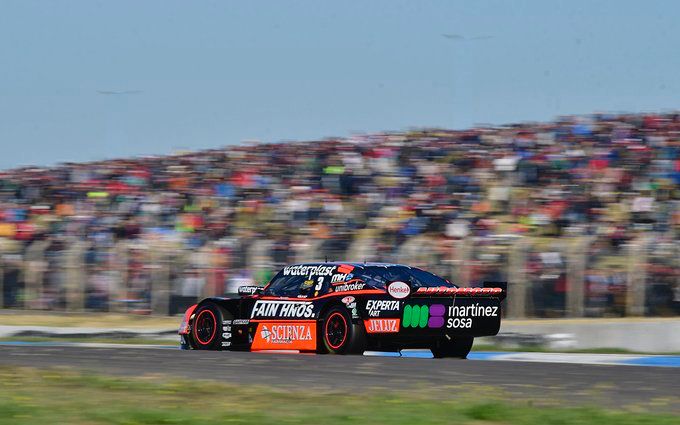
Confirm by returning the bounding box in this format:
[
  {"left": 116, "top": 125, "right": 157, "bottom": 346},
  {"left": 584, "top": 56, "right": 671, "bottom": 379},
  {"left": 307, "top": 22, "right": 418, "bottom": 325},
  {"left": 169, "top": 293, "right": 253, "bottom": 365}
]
[{"left": 413, "top": 281, "right": 507, "bottom": 301}]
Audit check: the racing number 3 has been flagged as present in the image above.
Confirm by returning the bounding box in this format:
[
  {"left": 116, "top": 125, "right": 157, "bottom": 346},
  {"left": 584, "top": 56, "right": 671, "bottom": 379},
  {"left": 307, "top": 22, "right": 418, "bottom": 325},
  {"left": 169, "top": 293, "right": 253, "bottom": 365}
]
[{"left": 315, "top": 277, "right": 324, "bottom": 291}]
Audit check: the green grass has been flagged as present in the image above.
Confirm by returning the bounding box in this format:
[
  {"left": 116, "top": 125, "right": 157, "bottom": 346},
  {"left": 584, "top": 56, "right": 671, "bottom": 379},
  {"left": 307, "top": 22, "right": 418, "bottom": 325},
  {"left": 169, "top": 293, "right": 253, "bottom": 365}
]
[
  {"left": 0, "top": 336, "right": 176, "bottom": 345},
  {"left": 0, "top": 367, "right": 676, "bottom": 424},
  {"left": 0, "top": 310, "right": 179, "bottom": 328}
]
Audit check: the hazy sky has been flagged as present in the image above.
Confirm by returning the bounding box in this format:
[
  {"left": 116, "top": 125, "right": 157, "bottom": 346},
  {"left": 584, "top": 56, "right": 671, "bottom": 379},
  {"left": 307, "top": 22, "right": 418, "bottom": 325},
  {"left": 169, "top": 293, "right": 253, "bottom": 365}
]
[{"left": 1, "top": 1, "right": 679, "bottom": 169}]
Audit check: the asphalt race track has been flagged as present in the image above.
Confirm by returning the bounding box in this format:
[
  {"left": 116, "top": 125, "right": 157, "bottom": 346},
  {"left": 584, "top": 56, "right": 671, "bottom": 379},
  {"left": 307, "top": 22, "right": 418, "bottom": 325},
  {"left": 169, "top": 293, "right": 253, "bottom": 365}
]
[{"left": 1, "top": 345, "right": 679, "bottom": 412}]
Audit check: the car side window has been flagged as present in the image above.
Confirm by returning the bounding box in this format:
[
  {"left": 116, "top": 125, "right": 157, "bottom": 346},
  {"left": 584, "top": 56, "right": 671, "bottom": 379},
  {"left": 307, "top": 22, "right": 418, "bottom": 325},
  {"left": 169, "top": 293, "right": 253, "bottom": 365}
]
[{"left": 264, "top": 273, "right": 306, "bottom": 297}]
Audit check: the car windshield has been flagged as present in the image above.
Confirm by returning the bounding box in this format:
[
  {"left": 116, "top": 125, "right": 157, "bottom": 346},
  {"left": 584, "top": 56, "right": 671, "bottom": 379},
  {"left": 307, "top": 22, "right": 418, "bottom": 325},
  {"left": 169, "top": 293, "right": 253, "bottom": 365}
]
[
  {"left": 264, "top": 273, "right": 312, "bottom": 297},
  {"left": 354, "top": 266, "right": 454, "bottom": 289}
]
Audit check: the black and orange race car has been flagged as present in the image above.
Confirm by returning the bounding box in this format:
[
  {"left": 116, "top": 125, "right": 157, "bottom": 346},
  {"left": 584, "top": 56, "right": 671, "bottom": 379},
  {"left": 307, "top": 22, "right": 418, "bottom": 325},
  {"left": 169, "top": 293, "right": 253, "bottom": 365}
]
[{"left": 179, "top": 262, "right": 506, "bottom": 358}]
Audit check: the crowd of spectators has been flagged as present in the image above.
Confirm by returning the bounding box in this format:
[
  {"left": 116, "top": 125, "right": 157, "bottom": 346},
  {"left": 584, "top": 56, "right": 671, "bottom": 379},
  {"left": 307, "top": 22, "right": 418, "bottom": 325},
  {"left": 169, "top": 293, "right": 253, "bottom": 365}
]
[{"left": 1, "top": 113, "right": 679, "bottom": 316}]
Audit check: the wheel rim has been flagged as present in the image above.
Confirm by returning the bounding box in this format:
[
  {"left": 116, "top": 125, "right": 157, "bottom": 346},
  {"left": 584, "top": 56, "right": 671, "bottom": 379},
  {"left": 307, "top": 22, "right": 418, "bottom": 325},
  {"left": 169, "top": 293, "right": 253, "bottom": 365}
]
[
  {"left": 325, "top": 312, "right": 347, "bottom": 350},
  {"left": 194, "top": 310, "right": 216, "bottom": 345}
]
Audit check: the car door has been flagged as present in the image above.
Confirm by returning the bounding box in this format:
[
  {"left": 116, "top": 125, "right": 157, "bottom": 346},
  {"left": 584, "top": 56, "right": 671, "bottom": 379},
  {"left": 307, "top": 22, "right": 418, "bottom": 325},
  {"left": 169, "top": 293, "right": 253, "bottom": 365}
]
[{"left": 249, "top": 269, "right": 319, "bottom": 350}]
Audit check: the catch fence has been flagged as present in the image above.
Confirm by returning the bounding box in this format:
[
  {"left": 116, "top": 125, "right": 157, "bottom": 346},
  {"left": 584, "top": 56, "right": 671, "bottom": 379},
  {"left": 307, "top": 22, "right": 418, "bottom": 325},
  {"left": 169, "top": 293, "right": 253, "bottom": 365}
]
[{"left": 1, "top": 233, "right": 677, "bottom": 318}]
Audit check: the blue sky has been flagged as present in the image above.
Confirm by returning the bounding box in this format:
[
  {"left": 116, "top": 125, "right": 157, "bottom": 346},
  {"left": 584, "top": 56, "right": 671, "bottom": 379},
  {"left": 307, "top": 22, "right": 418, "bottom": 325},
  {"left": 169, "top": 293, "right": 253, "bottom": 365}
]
[{"left": 1, "top": 1, "right": 678, "bottom": 169}]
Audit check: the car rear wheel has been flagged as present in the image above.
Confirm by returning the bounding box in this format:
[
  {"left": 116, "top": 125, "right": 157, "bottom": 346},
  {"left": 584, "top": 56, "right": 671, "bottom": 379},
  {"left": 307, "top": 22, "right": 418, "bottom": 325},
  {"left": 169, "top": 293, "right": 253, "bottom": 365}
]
[
  {"left": 431, "top": 336, "right": 474, "bottom": 359},
  {"left": 191, "top": 302, "right": 230, "bottom": 350},
  {"left": 321, "top": 306, "right": 366, "bottom": 354}
]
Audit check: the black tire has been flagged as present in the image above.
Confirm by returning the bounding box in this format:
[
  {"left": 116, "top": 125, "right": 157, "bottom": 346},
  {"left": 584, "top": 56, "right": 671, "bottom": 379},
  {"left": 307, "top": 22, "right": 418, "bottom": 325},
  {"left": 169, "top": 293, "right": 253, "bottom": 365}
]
[
  {"left": 191, "top": 302, "right": 230, "bottom": 350},
  {"left": 431, "top": 336, "right": 474, "bottom": 359},
  {"left": 320, "top": 306, "right": 366, "bottom": 355}
]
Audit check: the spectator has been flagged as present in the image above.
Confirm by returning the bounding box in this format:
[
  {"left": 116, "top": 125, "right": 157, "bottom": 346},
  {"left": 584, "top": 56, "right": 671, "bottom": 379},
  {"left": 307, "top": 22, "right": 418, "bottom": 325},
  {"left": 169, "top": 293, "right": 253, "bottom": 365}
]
[{"left": 0, "top": 112, "right": 678, "bottom": 316}]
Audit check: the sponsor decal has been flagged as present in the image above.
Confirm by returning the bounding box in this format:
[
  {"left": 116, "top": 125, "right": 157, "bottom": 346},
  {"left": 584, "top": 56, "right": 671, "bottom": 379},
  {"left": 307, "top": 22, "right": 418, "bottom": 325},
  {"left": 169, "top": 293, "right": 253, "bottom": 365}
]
[
  {"left": 364, "top": 318, "right": 400, "bottom": 333},
  {"left": 387, "top": 281, "right": 410, "bottom": 299},
  {"left": 251, "top": 300, "right": 315, "bottom": 318},
  {"left": 232, "top": 319, "right": 250, "bottom": 325},
  {"left": 341, "top": 296, "right": 356, "bottom": 305},
  {"left": 402, "top": 304, "right": 445, "bottom": 329},
  {"left": 446, "top": 303, "right": 499, "bottom": 329},
  {"left": 331, "top": 274, "right": 345, "bottom": 283},
  {"left": 351, "top": 306, "right": 359, "bottom": 319},
  {"left": 331, "top": 273, "right": 354, "bottom": 283},
  {"left": 222, "top": 332, "right": 232, "bottom": 339},
  {"left": 332, "top": 282, "right": 365, "bottom": 292},
  {"left": 251, "top": 322, "right": 317, "bottom": 350},
  {"left": 261, "top": 324, "right": 312, "bottom": 344},
  {"left": 282, "top": 265, "right": 336, "bottom": 279},
  {"left": 221, "top": 341, "right": 231, "bottom": 347},
  {"left": 365, "top": 300, "right": 400, "bottom": 317},
  {"left": 223, "top": 325, "right": 232, "bottom": 331},
  {"left": 222, "top": 320, "right": 232, "bottom": 325},
  {"left": 238, "top": 286, "right": 263, "bottom": 295},
  {"left": 331, "top": 265, "right": 356, "bottom": 282}
]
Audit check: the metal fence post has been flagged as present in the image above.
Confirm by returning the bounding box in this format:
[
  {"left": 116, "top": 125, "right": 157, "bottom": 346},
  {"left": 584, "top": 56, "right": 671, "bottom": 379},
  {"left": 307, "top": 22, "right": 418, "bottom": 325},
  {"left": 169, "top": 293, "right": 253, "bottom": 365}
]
[
  {"left": 459, "top": 237, "right": 473, "bottom": 287},
  {"left": 65, "top": 239, "right": 86, "bottom": 311},
  {"left": 24, "top": 240, "right": 49, "bottom": 310},
  {"left": 0, "top": 255, "right": 4, "bottom": 309},
  {"left": 566, "top": 236, "right": 589, "bottom": 317},
  {"left": 150, "top": 245, "right": 170, "bottom": 315},
  {"left": 346, "top": 231, "right": 375, "bottom": 264},
  {"left": 449, "top": 237, "right": 469, "bottom": 286},
  {"left": 110, "top": 241, "right": 129, "bottom": 313},
  {"left": 506, "top": 237, "right": 527, "bottom": 318},
  {"left": 626, "top": 235, "right": 648, "bottom": 316},
  {"left": 22, "top": 242, "right": 35, "bottom": 309},
  {"left": 16, "top": 247, "right": 26, "bottom": 309}
]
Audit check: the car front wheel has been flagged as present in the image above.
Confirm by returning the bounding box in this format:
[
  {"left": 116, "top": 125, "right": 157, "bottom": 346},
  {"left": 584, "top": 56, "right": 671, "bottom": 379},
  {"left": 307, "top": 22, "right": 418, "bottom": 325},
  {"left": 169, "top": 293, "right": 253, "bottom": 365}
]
[{"left": 191, "top": 302, "right": 230, "bottom": 350}]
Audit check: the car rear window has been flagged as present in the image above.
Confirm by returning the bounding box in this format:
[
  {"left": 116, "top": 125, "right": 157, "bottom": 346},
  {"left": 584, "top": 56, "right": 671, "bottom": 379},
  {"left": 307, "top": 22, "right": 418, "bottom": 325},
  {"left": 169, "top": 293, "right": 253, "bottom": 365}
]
[{"left": 353, "top": 266, "right": 454, "bottom": 289}]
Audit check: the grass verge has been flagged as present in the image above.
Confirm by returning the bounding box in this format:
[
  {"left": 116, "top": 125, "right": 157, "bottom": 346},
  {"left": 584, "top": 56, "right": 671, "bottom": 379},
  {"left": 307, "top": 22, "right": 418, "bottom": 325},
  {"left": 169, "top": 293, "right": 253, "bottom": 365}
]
[
  {"left": 0, "top": 310, "right": 178, "bottom": 328},
  {"left": 0, "top": 367, "right": 677, "bottom": 424},
  {"left": 0, "top": 336, "right": 176, "bottom": 346}
]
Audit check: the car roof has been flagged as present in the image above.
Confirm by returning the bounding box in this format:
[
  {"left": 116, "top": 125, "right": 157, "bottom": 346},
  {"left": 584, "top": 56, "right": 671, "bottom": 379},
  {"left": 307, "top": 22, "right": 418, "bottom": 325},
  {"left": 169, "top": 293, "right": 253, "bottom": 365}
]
[{"left": 288, "top": 262, "right": 412, "bottom": 268}]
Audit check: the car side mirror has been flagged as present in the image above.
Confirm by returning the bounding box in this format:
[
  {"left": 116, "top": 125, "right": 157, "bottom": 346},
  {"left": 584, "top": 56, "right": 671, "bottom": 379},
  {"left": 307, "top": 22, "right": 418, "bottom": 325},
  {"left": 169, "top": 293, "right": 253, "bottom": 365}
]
[{"left": 238, "top": 286, "right": 265, "bottom": 296}]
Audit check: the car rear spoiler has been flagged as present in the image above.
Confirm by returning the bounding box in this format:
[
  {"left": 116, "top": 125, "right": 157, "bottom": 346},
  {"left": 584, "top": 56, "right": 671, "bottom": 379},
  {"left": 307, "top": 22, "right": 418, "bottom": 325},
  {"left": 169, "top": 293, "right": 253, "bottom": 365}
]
[{"left": 413, "top": 281, "right": 507, "bottom": 301}]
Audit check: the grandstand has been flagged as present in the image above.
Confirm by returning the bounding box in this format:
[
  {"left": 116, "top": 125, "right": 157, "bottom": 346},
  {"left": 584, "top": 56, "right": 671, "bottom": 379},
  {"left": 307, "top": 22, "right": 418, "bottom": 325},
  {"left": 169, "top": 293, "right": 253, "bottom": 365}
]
[{"left": 0, "top": 113, "right": 678, "bottom": 317}]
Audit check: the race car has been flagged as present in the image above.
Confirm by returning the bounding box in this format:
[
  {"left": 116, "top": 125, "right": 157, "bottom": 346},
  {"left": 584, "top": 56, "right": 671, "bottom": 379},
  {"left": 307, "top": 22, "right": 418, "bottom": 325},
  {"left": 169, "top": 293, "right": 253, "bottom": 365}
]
[{"left": 178, "top": 262, "right": 506, "bottom": 358}]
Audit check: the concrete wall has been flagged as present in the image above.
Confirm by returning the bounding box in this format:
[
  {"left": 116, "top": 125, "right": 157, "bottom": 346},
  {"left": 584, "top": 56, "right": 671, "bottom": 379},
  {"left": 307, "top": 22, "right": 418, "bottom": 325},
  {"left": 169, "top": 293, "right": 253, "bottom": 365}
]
[{"left": 497, "top": 318, "right": 680, "bottom": 353}]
